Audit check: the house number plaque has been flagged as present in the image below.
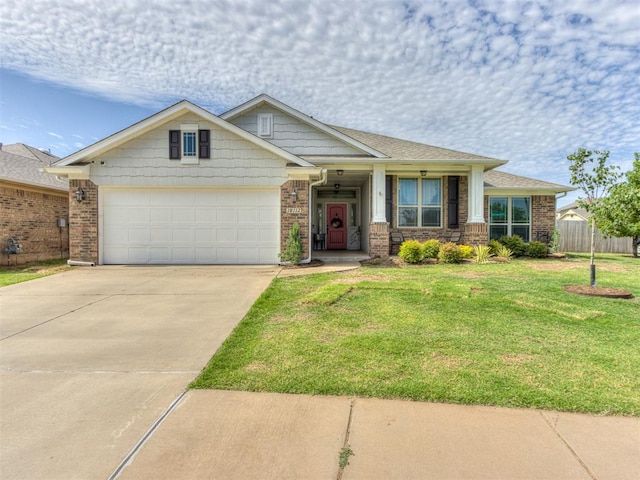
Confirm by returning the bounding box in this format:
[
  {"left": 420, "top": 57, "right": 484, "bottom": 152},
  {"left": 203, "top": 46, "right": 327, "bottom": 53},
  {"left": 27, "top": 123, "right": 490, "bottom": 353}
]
[{"left": 285, "top": 208, "right": 302, "bottom": 214}]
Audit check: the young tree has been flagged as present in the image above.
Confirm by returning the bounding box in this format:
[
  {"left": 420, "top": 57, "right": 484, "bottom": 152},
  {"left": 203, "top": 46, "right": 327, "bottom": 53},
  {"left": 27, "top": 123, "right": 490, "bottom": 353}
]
[
  {"left": 567, "top": 148, "right": 621, "bottom": 286},
  {"left": 597, "top": 154, "right": 640, "bottom": 258}
]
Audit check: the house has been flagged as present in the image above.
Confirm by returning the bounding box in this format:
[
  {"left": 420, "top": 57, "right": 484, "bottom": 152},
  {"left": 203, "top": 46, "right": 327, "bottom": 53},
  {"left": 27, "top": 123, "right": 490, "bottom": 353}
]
[
  {"left": 556, "top": 202, "right": 589, "bottom": 222},
  {"left": 0, "top": 143, "right": 69, "bottom": 264},
  {"left": 46, "top": 94, "right": 573, "bottom": 265}
]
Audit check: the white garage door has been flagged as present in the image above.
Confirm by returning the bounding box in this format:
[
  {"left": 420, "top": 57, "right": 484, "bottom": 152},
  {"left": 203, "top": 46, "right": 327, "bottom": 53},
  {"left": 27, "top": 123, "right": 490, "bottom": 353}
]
[{"left": 102, "top": 188, "right": 280, "bottom": 264}]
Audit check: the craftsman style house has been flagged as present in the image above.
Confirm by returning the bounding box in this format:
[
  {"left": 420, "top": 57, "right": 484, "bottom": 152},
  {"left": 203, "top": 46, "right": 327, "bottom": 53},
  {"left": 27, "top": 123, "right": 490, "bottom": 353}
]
[{"left": 47, "top": 94, "right": 572, "bottom": 265}]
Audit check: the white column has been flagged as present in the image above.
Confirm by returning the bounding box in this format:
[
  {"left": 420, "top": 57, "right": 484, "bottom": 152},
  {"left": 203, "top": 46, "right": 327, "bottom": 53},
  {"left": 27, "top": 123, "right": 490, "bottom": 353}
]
[
  {"left": 372, "top": 164, "right": 387, "bottom": 223},
  {"left": 468, "top": 165, "right": 485, "bottom": 223}
]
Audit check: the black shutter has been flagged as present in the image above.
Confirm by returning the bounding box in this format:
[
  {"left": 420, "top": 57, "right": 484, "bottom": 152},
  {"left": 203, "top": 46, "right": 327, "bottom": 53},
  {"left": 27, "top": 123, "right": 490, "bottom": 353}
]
[
  {"left": 199, "top": 129, "right": 210, "bottom": 159},
  {"left": 169, "top": 130, "right": 180, "bottom": 159},
  {"left": 385, "top": 175, "right": 393, "bottom": 224},
  {"left": 448, "top": 176, "right": 459, "bottom": 228}
]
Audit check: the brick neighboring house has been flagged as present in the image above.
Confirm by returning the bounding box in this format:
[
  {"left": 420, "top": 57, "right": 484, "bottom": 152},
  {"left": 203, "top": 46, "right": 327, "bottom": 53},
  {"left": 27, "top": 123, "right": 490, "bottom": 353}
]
[
  {"left": 47, "top": 94, "right": 573, "bottom": 265},
  {"left": 0, "top": 143, "right": 69, "bottom": 265}
]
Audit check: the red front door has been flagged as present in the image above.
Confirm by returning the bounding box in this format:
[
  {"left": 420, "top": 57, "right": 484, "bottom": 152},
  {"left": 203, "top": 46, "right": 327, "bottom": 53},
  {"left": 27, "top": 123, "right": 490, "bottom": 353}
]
[{"left": 327, "top": 204, "right": 347, "bottom": 249}]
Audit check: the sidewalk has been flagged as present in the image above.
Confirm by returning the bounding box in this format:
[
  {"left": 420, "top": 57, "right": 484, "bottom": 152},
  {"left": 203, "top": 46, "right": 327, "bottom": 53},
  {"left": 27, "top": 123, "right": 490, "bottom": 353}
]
[{"left": 116, "top": 390, "right": 639, "bottom": 480}]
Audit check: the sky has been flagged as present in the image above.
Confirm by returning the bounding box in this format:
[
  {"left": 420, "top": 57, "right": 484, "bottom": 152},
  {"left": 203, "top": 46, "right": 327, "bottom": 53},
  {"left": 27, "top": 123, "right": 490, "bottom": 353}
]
[{"left": 1, "top": 0, "right": 639, "bottom": 207}]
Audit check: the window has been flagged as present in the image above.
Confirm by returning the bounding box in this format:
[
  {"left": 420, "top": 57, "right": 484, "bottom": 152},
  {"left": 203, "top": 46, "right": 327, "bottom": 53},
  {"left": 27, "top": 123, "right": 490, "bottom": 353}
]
[
  {"left": 398, "top": 178, "right": 442, "bottom": 227},
  {"left": 489, "top": 196, "right": 531, "bottom": 241},
  {"left": 257, "top": 113, "right": 273, "bottom": 137},
  {"left": 169, "top": 127, "right": 210, "bottom": 162}
]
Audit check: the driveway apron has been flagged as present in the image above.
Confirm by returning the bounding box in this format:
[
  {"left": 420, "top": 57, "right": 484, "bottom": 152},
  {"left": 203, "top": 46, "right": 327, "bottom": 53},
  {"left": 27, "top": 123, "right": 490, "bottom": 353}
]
[{"left": 0, "top": 265, "right": 278, "bottom": 480}]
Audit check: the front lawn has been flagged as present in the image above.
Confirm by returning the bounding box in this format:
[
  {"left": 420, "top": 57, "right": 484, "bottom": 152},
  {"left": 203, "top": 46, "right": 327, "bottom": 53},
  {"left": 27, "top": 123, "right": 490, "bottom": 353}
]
[
  {"left": 0, "top": 259, "right": 71, "bottom": 287},
  {"left": 191, "top": 255, "right": 640, "bottom": 416}
]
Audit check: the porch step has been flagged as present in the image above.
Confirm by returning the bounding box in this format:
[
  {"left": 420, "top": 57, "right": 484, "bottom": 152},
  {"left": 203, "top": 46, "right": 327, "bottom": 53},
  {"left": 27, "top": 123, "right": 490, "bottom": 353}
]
[{"left": 312, "top": 250, "right": 371, "bottom": 263}]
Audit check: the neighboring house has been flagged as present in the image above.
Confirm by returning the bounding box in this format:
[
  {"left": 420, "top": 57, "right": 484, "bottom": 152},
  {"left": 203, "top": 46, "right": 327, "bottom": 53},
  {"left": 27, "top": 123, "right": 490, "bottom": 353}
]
[
  {"left": 0, "top": 143, "right": 69, "bottom": 265},
  {"left": 46, "top": 94, "right": 573, "bottom": 265},
  {"left": 556, "top": 202, "right": 589, "bottom": 222}
]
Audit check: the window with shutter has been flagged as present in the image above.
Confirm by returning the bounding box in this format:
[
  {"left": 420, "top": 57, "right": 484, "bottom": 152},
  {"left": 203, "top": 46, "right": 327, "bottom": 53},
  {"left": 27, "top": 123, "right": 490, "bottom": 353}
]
[{"left": 257, "top": 113, "right": 273, "bottom": 137}]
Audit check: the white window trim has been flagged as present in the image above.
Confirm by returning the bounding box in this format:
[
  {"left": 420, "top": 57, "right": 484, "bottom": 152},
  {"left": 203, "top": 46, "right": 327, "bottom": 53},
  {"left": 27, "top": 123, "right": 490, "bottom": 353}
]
[
  {"left": 257, "top": 113, "right": 273, "bottom": 138},
  {"left": 397, "top": 177, "right": 443, "bottom": 228},
  {"left": 488, "top": 196, "right": 532, "bottom": 240},
  {"left": 180, "top": 123, "right": 199, "bottom": 164}
]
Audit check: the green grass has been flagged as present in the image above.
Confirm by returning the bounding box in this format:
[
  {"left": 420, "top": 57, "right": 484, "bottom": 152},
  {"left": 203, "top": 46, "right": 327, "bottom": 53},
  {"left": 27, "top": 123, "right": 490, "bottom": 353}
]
[
  {"left": 0, "top": 259, "right": 71, "bottom": 286},
  {"left": 192, "top": 254, "right": 640, "bottom": 416}
]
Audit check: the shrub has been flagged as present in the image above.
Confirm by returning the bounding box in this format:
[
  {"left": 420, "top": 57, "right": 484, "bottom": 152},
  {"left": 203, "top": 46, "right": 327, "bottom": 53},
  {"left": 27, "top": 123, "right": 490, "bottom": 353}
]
[
  {"left": 399, "top": 239, "right": 424, "bottom": 264},
  {"left": 280, "top": 222, "right": 302, "bottom": 265},
  {"left": 499, "top": 235, "right": 527, "bottom": 256},
  {"left": 549, "top": 228, "right": 561, "bottom": 253},
  {"left": 438, "top": 242, "right": 462, "bottom": 264},
  {"left": 472, "top": 245, "right": 493, "bottom": 264},
  {"left": 495, "top": 245, "right": 513, "bottom": 262},
  {"left": 488, "top": 239, "right": 502, "bottom": 255},
  {"left": 421, "top": 239, "right": 441, "bottom": 259},
  {"left": 459, "top": 244, "right": 474, "bottom": 259},
  {"left": 527, "top": 240, "right": 548, "bottom": 258}
]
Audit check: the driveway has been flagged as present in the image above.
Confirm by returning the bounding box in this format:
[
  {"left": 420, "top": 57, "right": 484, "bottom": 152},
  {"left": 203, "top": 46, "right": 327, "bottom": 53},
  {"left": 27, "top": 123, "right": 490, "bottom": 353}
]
[{"left": 0, "top": 265, "right": 279, "bottom": 480}]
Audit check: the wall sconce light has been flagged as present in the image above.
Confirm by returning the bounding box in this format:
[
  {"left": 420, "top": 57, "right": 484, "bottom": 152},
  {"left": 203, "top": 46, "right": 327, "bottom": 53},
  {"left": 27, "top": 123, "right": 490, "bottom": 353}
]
[
  {"left": 337, "top": 169, "right": 344, "bottom": 176},
  {"left": 74, "top": 187, "right": 86, "bottom": 202},
  {"left": 334, "top": 183, "right": 340, "bottom": 190},
  {"left": 290, "top": 190, "right": 297, "bottom": 202},
  {"left": 420, "top": 170, "right": 427, "bottom": 177}
]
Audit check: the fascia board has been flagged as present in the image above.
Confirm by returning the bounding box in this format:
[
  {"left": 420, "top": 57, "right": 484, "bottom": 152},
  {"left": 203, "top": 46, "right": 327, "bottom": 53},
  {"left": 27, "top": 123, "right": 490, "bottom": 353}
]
[
  {"left": 44, "top": 165, "right": 91, "bottom": 179},
  {"left": 221, "top": 94, "right": 388, "bottom": 159},
  {"left": 57, "top": 100, "right": 313, "bottom": 169}
]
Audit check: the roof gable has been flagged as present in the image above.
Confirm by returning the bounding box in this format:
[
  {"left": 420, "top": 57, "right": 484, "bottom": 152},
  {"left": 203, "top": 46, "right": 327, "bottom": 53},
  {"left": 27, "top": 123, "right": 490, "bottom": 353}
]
[
  {"left": 56, "top": 100, "right": 313, "bottom": 168},
  {"left": 221, "top": 94, "right": 387, "bottom": 158},
  {"left": 0, "top": 148, "right": 68, "bottom": 191}
]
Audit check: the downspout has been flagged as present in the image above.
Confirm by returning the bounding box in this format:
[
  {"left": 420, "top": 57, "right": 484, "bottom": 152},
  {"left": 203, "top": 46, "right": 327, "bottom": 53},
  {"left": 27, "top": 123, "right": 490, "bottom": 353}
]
[{"left": 300, "top": 169, "right": 327, "bottom": 264}]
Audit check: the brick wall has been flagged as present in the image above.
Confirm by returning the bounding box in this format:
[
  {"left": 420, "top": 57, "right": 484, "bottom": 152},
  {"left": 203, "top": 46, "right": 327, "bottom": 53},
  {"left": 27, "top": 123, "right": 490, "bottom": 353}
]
[
  {"left": 0, "top": 184, "right": 69, "bottom": 265},
  {"left": 69, "top": 180, "right": 99, "bottom": 263},
  {"left": 531, "top": 195, "right": 556, "bottom": 242},
  {"left": 369, "top": 222, "right": 390, "bottom": 257},
  {"left": 280, "top": 180, "right": 309, "bottom": 261}
]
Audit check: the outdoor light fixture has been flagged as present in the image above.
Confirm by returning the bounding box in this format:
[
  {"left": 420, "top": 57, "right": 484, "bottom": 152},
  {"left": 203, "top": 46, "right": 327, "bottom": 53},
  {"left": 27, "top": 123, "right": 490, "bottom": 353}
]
[
  {"left": 74, "top": 187, "right": 86, "bottom": 202},
  {"left": 420, "top": 170, "right": 427, "bottom": 177},
  {"left": 290, "top": 190, "right": 297, "bottom": 202},
  {"left": 337, "top": 169, "right": 344, "bottom": 176},
  {"left": 334, "top": 183, "right": 340, "bottom": 190}
]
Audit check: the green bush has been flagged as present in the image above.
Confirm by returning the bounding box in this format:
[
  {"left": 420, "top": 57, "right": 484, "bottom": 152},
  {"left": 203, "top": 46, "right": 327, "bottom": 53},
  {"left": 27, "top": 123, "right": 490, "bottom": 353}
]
[
  {"left": 495, "top": 245, "right": 513, "bottom": 262},
  {"left": 549, "top": 228, "right": 561, "bottom": 253},
  {"left": 399, "top": 240, "right": 424, "bottom": 264},
  {"left": 498, "top": 235, "right": 527, "bottom": 256},
  {"left": 438, "top": 242, "right": 462, "bottom": 264},
  {"left": 421, "top": 239, "right": 441, "bottom": 259},
  {"left": 488, "top": 239, "right": 502, "bottom": 255},
  {"left": 527, "top": 240, "right": 548, "bottom": 258},
  {"left": 473, "top": 245, "right": 493, "bottom": 263},
  {"left": 280, "top": 222, "right": 303, "bottom": 265},
  {"left": 459, "top": 244, "right": 474, "bottom": 259}
]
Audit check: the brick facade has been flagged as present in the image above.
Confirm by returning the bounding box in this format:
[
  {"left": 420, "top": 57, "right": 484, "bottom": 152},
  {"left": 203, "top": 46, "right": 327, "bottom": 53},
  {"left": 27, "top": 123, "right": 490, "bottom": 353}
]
[
  {"left": 280, "top": 180, "right": 310, "bottom": 261},
  {"left": 0, "top": 184, "right": 69, "bottom": 265},
  {"left": 531, "top": 195, "right": 556, "bottom": 242},
  {"left": 69, "top": 179, "right": 99, "bottom": 263},
  {"left": 369, "top": 222, "right": 390, "bottom": 257}
]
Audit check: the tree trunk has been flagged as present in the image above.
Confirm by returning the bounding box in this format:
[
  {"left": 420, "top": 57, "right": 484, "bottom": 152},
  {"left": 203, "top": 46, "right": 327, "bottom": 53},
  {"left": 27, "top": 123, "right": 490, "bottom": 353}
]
[
  {"left": 590, "top": 217, "right": 597, "bottom": 286},
  {"left": 634, "top": 236, "right": 639, "bottom": 258}
]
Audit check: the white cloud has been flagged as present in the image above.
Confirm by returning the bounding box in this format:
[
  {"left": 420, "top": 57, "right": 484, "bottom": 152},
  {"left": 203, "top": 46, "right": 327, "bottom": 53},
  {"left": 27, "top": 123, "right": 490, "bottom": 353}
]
[
  {"left": 47, "top": 131, "right": 63, "bottom": 139},
  {"left": 1, "top": 0, "right": 638, "bottom": 196}
]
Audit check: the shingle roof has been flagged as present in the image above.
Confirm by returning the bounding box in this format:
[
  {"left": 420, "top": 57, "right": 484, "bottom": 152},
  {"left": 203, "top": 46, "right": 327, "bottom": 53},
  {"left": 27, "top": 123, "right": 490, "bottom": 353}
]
[
  {"left": 0, "top": 144, "right": 68, "bottom": 191},
  {"left": 2, "top": 143, "right": 59, "bottom": 166},
  {"left": 483, "top": 170, "right": 574, "bottom": 192},
  {"left": 329, "top": 125, "right": 505, "bottom": 163}
]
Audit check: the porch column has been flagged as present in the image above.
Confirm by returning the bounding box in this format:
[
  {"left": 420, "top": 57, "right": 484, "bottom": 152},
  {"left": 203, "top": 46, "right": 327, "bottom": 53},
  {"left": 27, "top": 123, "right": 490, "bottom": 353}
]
[
  {"left": 467, "top": 165, "right": 485, "bottom": 223},
  {"left": 372, "top": 164, "right": 387, "bottom": 222}
]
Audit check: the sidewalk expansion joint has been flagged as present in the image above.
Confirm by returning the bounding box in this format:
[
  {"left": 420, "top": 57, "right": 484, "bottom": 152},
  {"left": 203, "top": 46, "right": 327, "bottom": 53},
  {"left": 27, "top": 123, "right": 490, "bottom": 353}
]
[
  {"left": 336, "top": 397, "right": 356, "bottom": 480},
  {"left": 540, "top": 412, "right": 598, "bottom": 480},
  {"left": 108, "top": 390, "right": 187, "bottom": 480}
]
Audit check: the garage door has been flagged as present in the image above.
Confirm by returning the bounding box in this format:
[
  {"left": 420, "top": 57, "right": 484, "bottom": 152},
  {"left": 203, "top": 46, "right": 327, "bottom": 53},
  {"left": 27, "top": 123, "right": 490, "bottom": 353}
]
[{"left": 102, "top": 188, "right": 280, "bottom": 264}]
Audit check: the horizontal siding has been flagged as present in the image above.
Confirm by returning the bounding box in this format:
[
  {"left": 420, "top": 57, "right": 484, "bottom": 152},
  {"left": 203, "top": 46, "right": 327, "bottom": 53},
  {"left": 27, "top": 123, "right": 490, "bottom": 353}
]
[
  {"left": 90, "top": 114, "right": 287, "bottom": 187},
  {"left": 231, "top": 105, "right": 363, "bottom": 156}
]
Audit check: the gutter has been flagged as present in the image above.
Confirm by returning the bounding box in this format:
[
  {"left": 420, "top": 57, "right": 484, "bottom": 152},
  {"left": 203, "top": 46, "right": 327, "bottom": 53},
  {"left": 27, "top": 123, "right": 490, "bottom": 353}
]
[{"left": 300, "top": 169, "right": 327, "bottom": 264}]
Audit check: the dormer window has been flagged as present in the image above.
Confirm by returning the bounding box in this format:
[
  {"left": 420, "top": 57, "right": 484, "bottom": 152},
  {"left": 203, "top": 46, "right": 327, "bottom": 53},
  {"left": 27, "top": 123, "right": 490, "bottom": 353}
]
[
  {"left": 169, "top": 126, "right": 210, "bottom": 164},
  {"left": 257, "top": 114, "right": 273, "bottom": 138}
]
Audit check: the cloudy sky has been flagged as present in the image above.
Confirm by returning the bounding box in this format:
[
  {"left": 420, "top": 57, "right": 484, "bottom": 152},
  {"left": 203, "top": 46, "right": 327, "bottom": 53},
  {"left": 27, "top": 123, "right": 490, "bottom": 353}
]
[{"left": 1, "top": 0, "right": 639, "bottom": 205}]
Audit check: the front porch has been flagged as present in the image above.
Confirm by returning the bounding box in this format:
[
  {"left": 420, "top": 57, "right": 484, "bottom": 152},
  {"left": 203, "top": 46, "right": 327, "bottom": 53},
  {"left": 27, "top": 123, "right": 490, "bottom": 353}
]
[{"left": 312, "top": 249, "right": 370, "bottom": 263}]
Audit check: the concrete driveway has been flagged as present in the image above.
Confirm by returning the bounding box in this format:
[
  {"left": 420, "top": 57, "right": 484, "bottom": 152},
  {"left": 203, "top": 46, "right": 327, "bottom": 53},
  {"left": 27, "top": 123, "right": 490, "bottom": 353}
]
[{"left": 0, "top": 265, "right": 279, "bottom": 480}]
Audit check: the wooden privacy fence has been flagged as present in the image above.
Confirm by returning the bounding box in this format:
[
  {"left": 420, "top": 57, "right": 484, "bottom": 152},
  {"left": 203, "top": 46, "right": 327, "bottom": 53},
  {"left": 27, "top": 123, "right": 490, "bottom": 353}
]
[{"left": 557, "top": 220, "right": 634, "bottom": 254}]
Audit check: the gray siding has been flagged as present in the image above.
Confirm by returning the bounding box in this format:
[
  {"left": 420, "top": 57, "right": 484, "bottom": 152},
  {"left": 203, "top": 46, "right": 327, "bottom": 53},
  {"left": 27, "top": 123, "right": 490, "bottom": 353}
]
[
  {"left": 89, "top": 114, "right": 288, "bottom": 187},
  {"left": 230, "top": 105, "right": 364, "bottom": 156}
]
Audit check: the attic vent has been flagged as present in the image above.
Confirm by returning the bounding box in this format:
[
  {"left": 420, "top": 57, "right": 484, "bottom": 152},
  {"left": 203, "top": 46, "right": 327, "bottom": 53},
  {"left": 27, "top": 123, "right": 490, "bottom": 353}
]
[{"left": 257, "top": 114, "right": 273, "bottom": 138}]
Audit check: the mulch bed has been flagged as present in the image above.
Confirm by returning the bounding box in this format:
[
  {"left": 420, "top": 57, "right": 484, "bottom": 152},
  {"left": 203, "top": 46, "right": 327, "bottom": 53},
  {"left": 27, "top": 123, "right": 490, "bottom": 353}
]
[
  {"left": 563, "top": 285, "right": 634, "bottom": 299},
  {"left": 283, "top": 259, "right": 325, "bottom": 269}
]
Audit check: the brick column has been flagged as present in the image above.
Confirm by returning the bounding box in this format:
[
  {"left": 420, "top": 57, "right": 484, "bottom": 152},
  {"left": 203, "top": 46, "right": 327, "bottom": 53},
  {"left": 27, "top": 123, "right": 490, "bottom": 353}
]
[
  {"left": 463, "top": 222, "right": 488, "bottom": 245},
  {"left": 369, "top": 222, "right": 390, "bottom": 257},
  {"left": 280, "top": 180, "right": 310, "bottom": 260},
  {"left": 69, "top": 179, "right": 98, "bottom": 263},
  {"left": 531, "top": 195, "right": 556, "bottom": 241}
]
